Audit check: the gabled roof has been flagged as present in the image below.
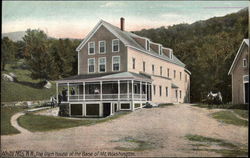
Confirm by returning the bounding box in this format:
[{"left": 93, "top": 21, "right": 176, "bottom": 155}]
[
  {"left": 76, "top": 19, "right": 186, "bottom": 67},
  {"left": 228, "top": 39, "right": 249, "bottom": 75}
]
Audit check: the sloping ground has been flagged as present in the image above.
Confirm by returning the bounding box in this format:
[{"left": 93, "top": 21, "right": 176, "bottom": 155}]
[
  {"left": 1, "top": 104, "right": 247, "bottom": 157},
  {"left": 1, "top": 61, "right": 55, "bottom": 102}
]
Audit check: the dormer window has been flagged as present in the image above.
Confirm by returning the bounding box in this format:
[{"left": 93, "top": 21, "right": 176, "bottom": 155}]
[
  {"left": 112, "top": 39, "right": 119, "bottom": 52},
  {"left": 243, "top": 58, "right": 247, "bottom": 67},
  {"left": 88, "top": 42, "right": 95, "bottom": 55},
  {"left": 146, "top": 39, "right": 150, "bottom": 51},
  {"left": 169, "top": 50, "right": 173, "bottom": 60},
  {"left": 159, "top": 45, "right": 163, "bottom": 55}
]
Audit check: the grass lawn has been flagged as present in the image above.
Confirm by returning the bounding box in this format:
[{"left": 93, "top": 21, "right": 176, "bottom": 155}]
[
  {"left": 18, "top": 111, "right": 131, "bottom": 132},
  {"left": 232, "top": 109, "right": 248, "bottom": 119},
  {"left": 158, "top": 103, "right": 174, "bottom": 108},
  {"left": 1, "top": 106, "right": 26, "bottom": 135},
  {"left": 191, "top": 103, "right": 248, "bottom": 110},
  {"left": 113, "top": 137, "right": 156, "bottom": 151},
  {"left": 185, "top": 134, "right": 248, "bottom": 157},
  {"left": 211, "top": 111, "right": 248, "bottom": 127},
  {"left": 1, "top": 60, "right": 56, "bottom": 102}
]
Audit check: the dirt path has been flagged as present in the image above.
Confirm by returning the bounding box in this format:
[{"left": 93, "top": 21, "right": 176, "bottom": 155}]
[
  {"left": 10, "top": 112, "right": 31, "bottom": 135},
  {"left": 1, "top": 104, "right": 248, "bottom": 157}
]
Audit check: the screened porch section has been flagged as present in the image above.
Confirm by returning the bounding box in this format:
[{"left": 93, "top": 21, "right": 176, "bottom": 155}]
[{"left": 56, "top": 80, "right": 152, "bottom": 102}]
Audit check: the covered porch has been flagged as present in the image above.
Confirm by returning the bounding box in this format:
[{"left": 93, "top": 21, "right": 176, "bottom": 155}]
[{"left": 56, "top": 72, "right": 152, "bottom": 103}]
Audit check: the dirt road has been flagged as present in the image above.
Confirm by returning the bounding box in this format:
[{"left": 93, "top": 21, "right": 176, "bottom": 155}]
[{"left": 1, "top": 104, "right": 248, "bottom": 157}]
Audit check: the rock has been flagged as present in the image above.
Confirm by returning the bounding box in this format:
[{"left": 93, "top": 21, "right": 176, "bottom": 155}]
[
  {"left": 26, "top": 101, "right": 33, "bottom": 108},
  {"left": 44, "top": 80, "right": 52, "bottom": 89},
  {"left": 2, "top": 74, "right": 14, "bottom": 82},
  {"left": 9, "top": 72, "right": 16, "bottom": 78}
]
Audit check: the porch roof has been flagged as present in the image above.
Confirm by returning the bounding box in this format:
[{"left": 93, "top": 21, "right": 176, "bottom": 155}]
[{"left": 56, "top": 72, "right": 152, "bottom": 83}]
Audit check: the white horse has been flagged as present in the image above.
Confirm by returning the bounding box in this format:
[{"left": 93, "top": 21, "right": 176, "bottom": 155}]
[{"left": 207, "top": 91, "right": 223, "bottom": 104}]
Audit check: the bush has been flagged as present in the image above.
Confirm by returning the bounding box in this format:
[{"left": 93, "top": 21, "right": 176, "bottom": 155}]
[{"left": 58, "top": 103, "right": 69, "bottom": 117}]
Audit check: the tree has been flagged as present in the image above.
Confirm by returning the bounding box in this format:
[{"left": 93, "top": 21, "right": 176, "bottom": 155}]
[
  {"left": 1, "top": 37, "right": 15, "bottom": 71},
  {"left": 23, "top": 29, "right": 53, "bottom": 80}
]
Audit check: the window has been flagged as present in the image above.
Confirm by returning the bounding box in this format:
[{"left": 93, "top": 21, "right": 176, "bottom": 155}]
[
  {"left": 179, "top": 90, "right": 182, "bottom": 99},
  {"left": 112, "top": 39, "right": 119, "bottom": 52},
  {"left": 112, "top": 56, "right": 120, "bottom": 71},
  {"left": 132, "top": 58, "right": 135, "bottom": 69},
  {"left": 174, "top": 70, "right": 176, "bottom": 79},
  {"left": 167, "top": 68, "right": 170, "bottom": 78},
  {"left": 175, "top": 90, "right": 178, "bottom": 98},
  {"left": 99, "top": 41, "right": 106, "bottom": 54},
  {"left": 99, "top": 57, "right": 106, "bottom": 72},
  {"left": 88, "top": 42, "right": 95, "bottom": 55},
  {"left": 152, "top": 65, "right": 155, "bottom": 74},
  {"left": 143, "top": 61, "right": 146, "bottom": 72},
  {"left": 243, "top": 58, "right": 247, "bottom": 67},
  {"left": 169, "top": 50, "right": 173, "bottom": 59},
  {"left": 153, "top": 85, "right": 156, "bottom": 95},
  {"left": 159, "top": 45, "right": 162, "bottom": 55},
  {"left": 88, "top": 58, "right": 95, "bottom": 73},
  {"left": 159, "top": 86, "right": 162, "bottom": 96},
  {"left": 166, "top": 87, "right": 168, "bottom": 97},
  {"left": 146, "top": 39, "right": 150, "bottom": 51},
  {"left": 160, "top": 66, "right": 163, "bottom": 76},
  {"left": 185, "top": 74, "right": 187, "bottom": 82},
  {"left": 180, "top": 72, "right": 182, "bottom": 80}
]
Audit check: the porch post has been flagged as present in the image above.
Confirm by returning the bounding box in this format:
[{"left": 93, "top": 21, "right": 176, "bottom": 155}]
[
  {"left": 83, "top": 82, "right": 85, "bottom": 101},
  {"left": 67, "top": 83, "right": 70, "bottom": 102},
  {"left": 56, "top": 82, "right": 58, "bottom": 103},
  {"left": 140, "top": 81, "right": 142, "bottom": 108},
  {"left": 145, "top": 82, "right": 147, "bottom": 102},
  {"left": 118, "top": 80, "right": 120, "bottom": 101},
  {"left": 110, "top": 103, "right": 113, "bottom": 115},
  {"left": 127, "top": 80, "right": 129, "bottom": 100},
  {"left": 131, "top": 80, "right": 134, "bottom": 111},
  {"left": 100, "top": 81, "right": 102, "bottom": 101}
]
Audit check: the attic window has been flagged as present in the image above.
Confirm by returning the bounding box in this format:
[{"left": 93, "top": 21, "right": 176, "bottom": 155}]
[
  {"left": 169, "top": 50, "right": 173, "bottom": 60},
  {"left": 146, "top": 39, "right": 150, "bottom": 51},
  {"left": 243, "top": 58, "right": 247, "bottom": 67},
  {"left": 159, "top": 45, "right": 163, "bottom": 55}
]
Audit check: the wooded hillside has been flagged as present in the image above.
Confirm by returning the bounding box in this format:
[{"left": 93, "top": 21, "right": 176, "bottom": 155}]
[{"left": 134, "top": 8, "right": 248, "bottom": 103}]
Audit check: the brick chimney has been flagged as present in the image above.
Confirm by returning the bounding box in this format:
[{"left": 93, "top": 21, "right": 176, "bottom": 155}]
[{"left": 120, "top": 17, "right": 125, "bottom": 31}]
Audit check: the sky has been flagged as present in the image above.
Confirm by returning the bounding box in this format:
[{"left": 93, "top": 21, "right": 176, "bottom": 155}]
[{"left": 2, "top": 1, "right": 248, "bottom": 39}]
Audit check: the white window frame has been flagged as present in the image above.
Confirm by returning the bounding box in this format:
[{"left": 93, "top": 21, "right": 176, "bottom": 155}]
[
  {"left": 243, "top": 58, "right": 247, "bottom": 67},
  {"left": 132, "top": 58, "right": 136, "bottom": 69},
  {"left": 112, "top": 56, "right": 120, "bottom": 71},
  {"left": 152, "top": 64, "right": 155, "bottom": 75},
  {"left": 243, "top": 75, "right": 249, "bottom": 104},
  {"left": 99, "top": 40, "right": 106, "bottom": 54},
  {"left": 98, "top": 57, "right": 106, "bottom": 73},
  {"left": 160, "top": 66, "right": 163, "bottom": 76},
  {"left": 169, "top": 50, "right": 173, "bottom": 59},
  {"left": 166, "top": 87, "right": 168, "bottom": 97},
  {"left": 88, "top": 58, "right": 95, "bottom": 73},
  {"left": 143, "top": 61, "right": 146, "bottom": 72},
  {"left": 112, "top": 39, "right": 120, "bottom": 52},
  {"left": 88, "top": 42, "right": 95, "bottom": 55}
]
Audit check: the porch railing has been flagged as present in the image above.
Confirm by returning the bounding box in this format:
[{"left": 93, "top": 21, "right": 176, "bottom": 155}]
[{"left": 63, "top": 93, "right": 147, "bottom": 102}]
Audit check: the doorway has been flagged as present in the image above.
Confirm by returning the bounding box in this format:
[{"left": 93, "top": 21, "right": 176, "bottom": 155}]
[{"left": 103, "top": 103, "right": 111, "bottom": 117}]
